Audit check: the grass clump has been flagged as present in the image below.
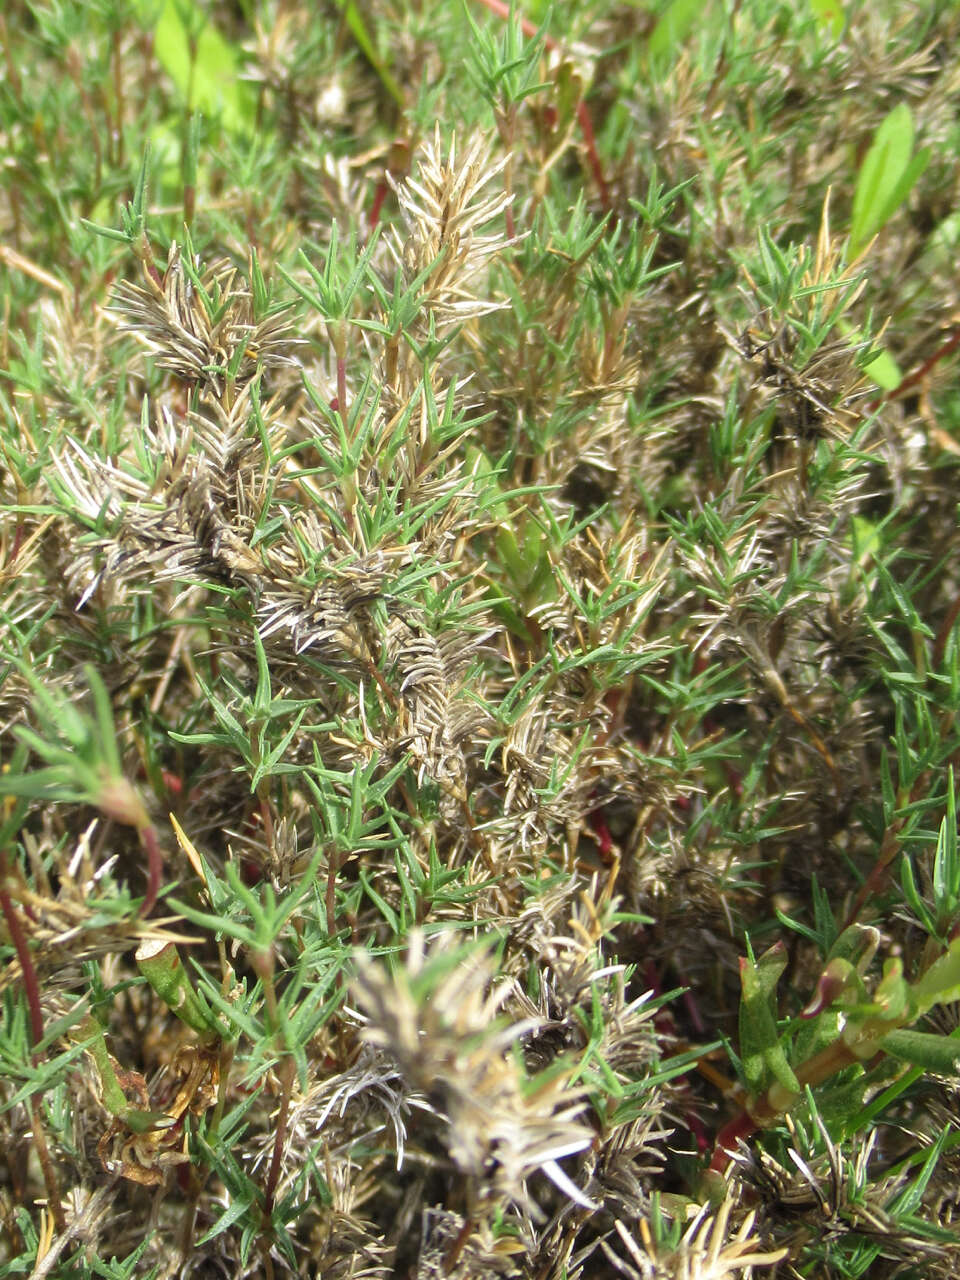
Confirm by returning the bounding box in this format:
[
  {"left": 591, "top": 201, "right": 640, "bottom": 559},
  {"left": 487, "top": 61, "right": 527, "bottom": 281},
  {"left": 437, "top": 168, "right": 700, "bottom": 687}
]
[{"left": 3, "top": 1, "right": 960, "bottom": 1277}]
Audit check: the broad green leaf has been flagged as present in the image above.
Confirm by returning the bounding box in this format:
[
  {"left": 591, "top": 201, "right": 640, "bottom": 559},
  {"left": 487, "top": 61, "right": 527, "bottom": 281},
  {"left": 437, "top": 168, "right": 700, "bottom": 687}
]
[
  {"left": 497, "top": 526, "right": 532, "bottom": 585},
  {"left": 870, "top": 957, "right": 911, "bottom": 1021},
  {"left": 739, "top": 942, "right": 800, "bottom": 1100},
  {"left": 793, "top": 927, "right": 879, "bottom": 1062},
  {"left": 800, "top": 958, "right": 862, "bottom": 1020},
  {"left": 861, "top": 344, "right": 902, "bottom": 390},
  {"left": 793, "top": 1005, "right": 842, "bottom": 1070},
  {"left": 649, "top": 0, "right": 707, "bottom": 64},
  {"left": 879, "top": 1028, "right": 960, "bottom": 1074},
  {"left": 836, "top": 318, "right": 902, "bottom": 391},
  {"left": 815, "top": 1073, "right": 871, "bottom": 1129},
  {"left": 910, "top": 936, "right": 960, "bottom": 1014},
  {"left": 850, "top": 104, "right": 930, "bottom": 254},
  {"left": 826, "top": 923, "right": 880, "bottom": 970},
  {"left": 76, "top": 1017, "right": 172, "bottom": 1131},
  {"left": 851, "top": 516, "right": 881, "bottom": 564},
  {"left": 136, "top": 939, "right": 229, "bottom": 1040},
  {"left": 151, "top": 0, "right": 256, "bottom": 136},
  {"left": 809, "top": 0, "right": 844, "bottom": 37}
]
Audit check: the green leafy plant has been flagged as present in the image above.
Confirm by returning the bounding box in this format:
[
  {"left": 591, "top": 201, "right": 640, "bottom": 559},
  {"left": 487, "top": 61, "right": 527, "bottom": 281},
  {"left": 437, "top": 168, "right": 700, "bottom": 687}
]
[
  {"left": 850, "top": 103, "right": 930, "bottom": 257},
  {"left": 3, "top": 2, "right": 960, "bottom": 1278}
]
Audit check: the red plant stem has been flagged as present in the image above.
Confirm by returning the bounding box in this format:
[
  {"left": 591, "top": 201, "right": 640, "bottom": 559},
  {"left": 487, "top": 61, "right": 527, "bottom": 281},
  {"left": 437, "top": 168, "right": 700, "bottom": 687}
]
[
  {"left": 336, "top": 355, "right": 348, "bottom": 427},
  {"left": 709, "top": 1109, "right": 759, "bottom": 1172},
  {"left": 575, "top": 100, "right": 610, "bottom": 211},
  {"left": 263, "top": 1055, "right": 295, "bottom": 1219},
  {"left": 682, "top": 986, "right": 707, "bottom": 1037},
  {"left": 688, "top": 1109, "right": 711, "bottom": 1155},
  {"left": 0, "top": 867, "right": 44, "bottom": 1048},
  {"left": 8, "top": 521, "right": 24, "bottom": 565},
  {"left": 0, "top": 15, "right": 23, "bottom": 103},
  {"left": 472, "top": 0, "right": 540, "bottom": 39},
  {"left": 866, "top": 324, "right": 960, "bottom": 416},
  {"left": 469, "top": 0, "right": 610, "bottom": 209},
  {"left": 30, "top": 1096, "right": 66, "bottom": 1233},
  {"left": 368, "top": 138, "right": 411, "bottom": 235},
  {"left": 0, "top": 859, "right": 66, "bottom": 1231},
  {"left": 443, "top": 1216, "right": 476, "bottom": 1273},
  {"left": 258, "top": 792, "right": 276, "bottom": 859},
  {"left": 138, "top": 823, "right": 163, "bottom": 918},
  {"left": 368, "top": 180, "right": 389, "bottom": 231},
  {"left": 888, "top": 325, "right": 960, "bottom": 405},
  {"left": 142, "top": 240, "right": 163, "bottom": 288},
  {"left": 590, "top": 808, "right": 613, "bottom": 857},
  {"left": 112, "top": 27, "right": 125, "bottom": 167},
  {"left": 844, "top": 779, "right": 920, "bottom": 930},
  {"left": 708, "top": 1038, "right": 867, "bottom": 1173}
]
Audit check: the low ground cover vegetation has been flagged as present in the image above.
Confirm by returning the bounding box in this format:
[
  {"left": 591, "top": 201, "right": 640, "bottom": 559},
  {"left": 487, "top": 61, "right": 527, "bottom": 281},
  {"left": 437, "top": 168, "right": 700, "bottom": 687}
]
[{"left": 2, "top": 2, "right": 960, "bottom": 1277}]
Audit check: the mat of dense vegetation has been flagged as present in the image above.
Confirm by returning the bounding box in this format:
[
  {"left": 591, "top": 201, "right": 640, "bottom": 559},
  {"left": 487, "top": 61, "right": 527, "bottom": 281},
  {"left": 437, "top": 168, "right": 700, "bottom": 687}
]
[{"left": 3, "top": 1, "right": 960, "bottom": 1277}]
